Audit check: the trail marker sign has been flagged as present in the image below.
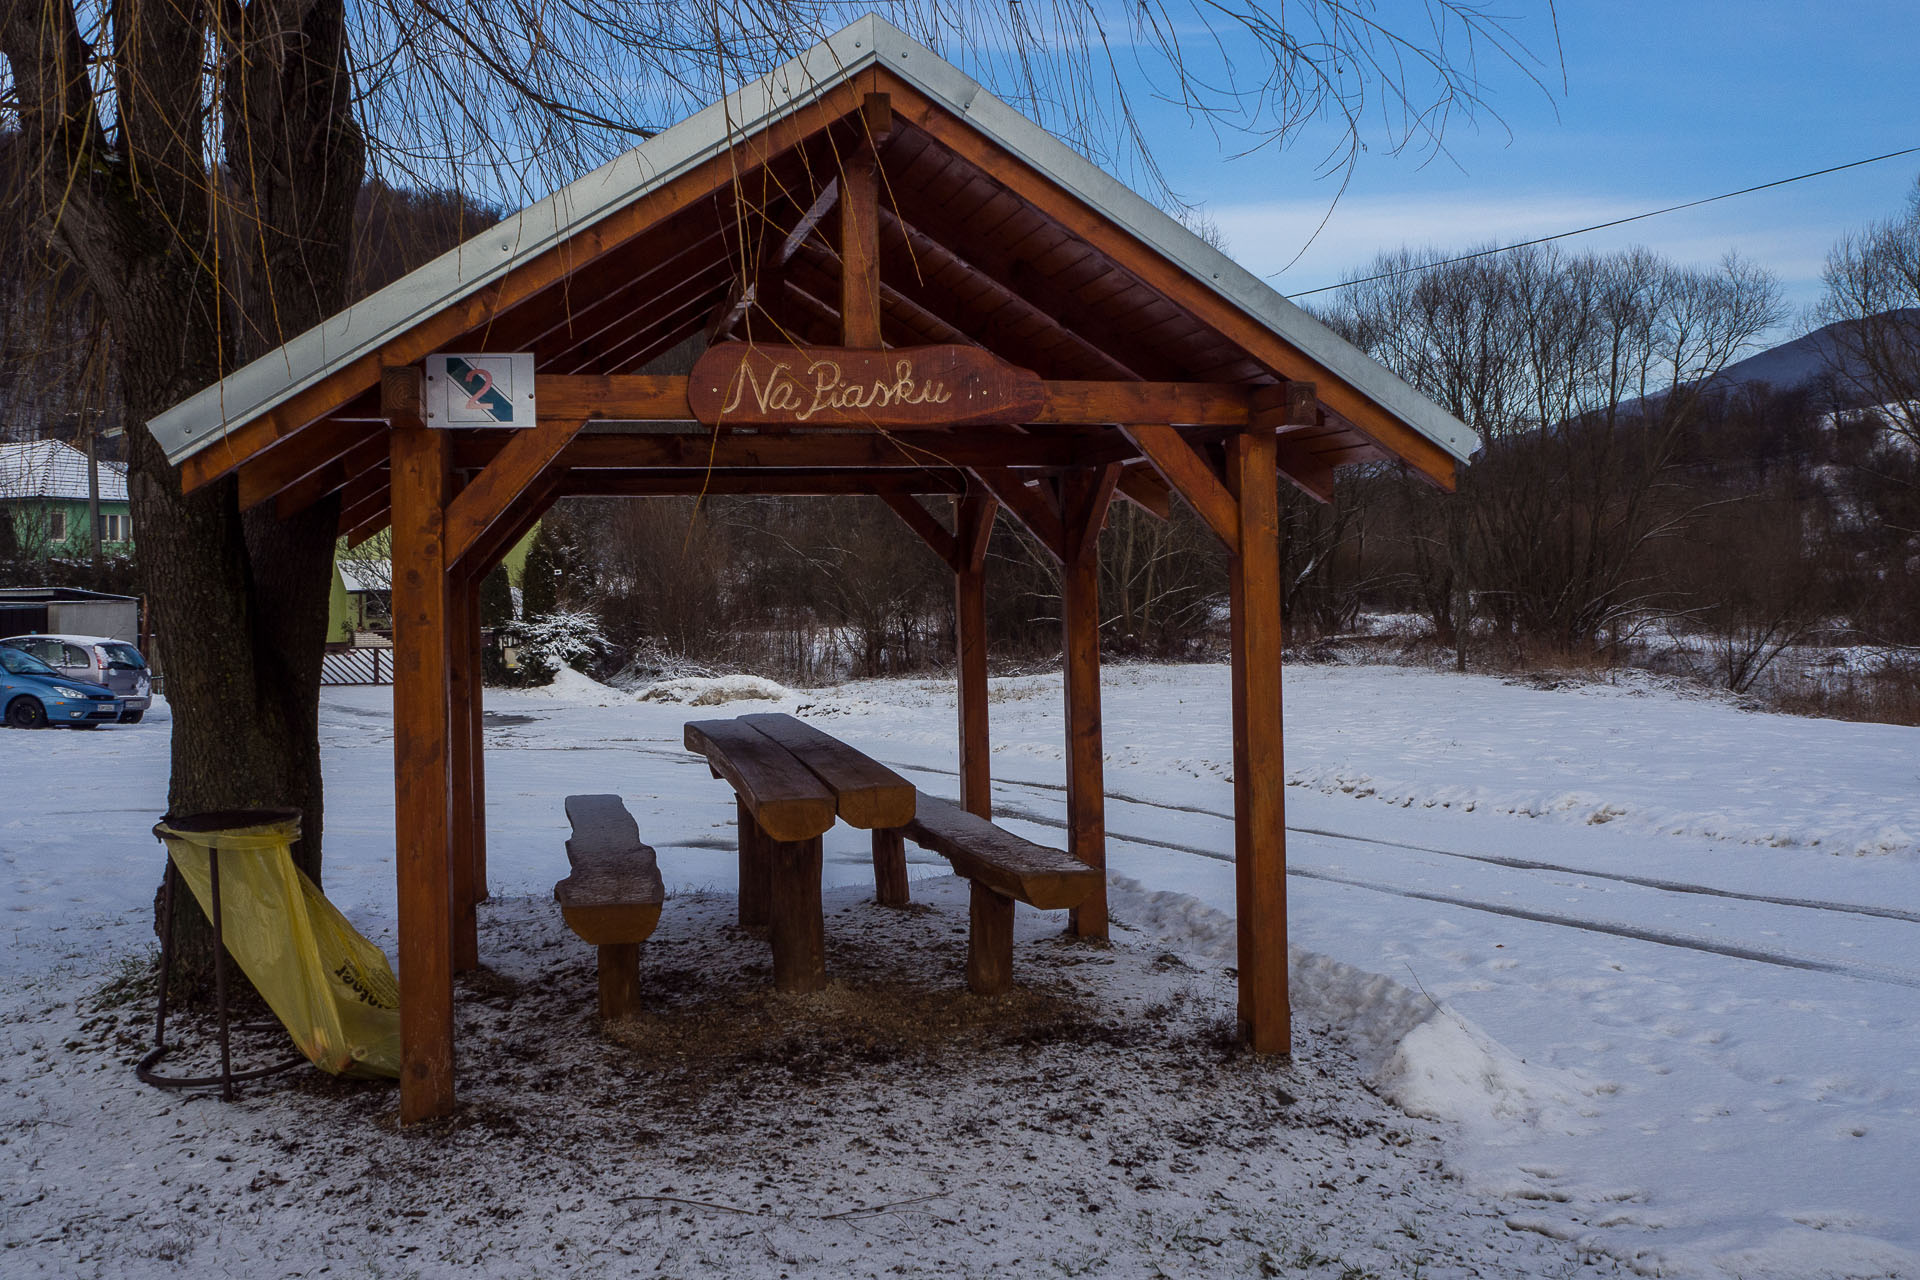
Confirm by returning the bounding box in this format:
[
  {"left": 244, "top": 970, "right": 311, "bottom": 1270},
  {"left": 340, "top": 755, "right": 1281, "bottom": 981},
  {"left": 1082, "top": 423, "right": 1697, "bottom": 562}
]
[{"left": 424, "top": 353, "right": 537, "bottom": 427}]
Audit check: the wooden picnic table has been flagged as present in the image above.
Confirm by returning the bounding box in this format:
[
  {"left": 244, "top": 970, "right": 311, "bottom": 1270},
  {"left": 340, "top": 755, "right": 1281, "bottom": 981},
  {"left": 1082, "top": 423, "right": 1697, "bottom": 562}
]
[{"left": 683, "top": 713, "right": 915, "bottom": 992}]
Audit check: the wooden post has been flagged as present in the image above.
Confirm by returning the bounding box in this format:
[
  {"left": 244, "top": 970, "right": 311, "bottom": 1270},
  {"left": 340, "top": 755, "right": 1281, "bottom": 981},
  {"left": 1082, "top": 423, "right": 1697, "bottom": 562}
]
[
  {"left": 596, "top": 943, "right": 642, "bottom": 1021},
  {"left": 967, "top": 882, "right": 1015, "bottom": 996},
  {"left": 1229, "top": 427, "right": 1291, "bottom": 1055},
  {"left": 840, "top": 94, "right": 889, "bottom": 347},
  {"left": 954, "top": 491, "right": 995, "bottom": 819},
  {"left": 468, "top": 573, "right": 489, "bottom": 905},
  {"left": 447, "top": 572, "right": 479, "bottom": 972},
  {"left": 1061, "top": 468, "right": 1117, "bottom": 939},
  {"left": 767, "top": 835, "right": 826, "bottom": 993},
  {"left": 737, "top": 798, "right": 771, "bottom": 927},
  {"left": 386, "top": 366, "right": 457, "bottom": 1122},
  {"left": 871, "top": 827, "right": 909, "bottom": 906}
]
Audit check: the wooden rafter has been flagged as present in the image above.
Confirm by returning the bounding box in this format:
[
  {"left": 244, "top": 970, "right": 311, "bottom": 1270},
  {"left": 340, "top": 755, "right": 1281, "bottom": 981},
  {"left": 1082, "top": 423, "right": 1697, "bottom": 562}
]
[{"left": 275, "top": 433, "right": 388, "bottom": 518}]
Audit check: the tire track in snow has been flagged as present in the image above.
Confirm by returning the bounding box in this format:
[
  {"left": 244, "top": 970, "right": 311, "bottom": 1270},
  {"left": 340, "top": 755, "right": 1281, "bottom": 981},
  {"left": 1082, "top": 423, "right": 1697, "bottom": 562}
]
[
  {"left": 883, "top": 761, "right": 1920, "bottom": 989},
  {"left": 883, "top": 759, "right": 1920, "bottom": 926},
  {"left": 984, "top": 799, "right": 1920, "bottom": 991}
]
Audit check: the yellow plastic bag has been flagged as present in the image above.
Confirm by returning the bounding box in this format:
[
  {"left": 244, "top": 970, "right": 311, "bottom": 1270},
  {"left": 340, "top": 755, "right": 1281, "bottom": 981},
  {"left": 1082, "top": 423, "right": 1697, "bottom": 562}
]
[{"left": 158, "top": 815, "right": 402, "bottom": 1079}]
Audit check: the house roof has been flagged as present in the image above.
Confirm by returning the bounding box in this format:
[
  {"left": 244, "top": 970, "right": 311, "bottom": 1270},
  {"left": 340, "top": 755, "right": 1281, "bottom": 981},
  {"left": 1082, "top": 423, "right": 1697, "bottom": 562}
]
[
  {"left": 337, "top": 559, "right": 391, "bottom": 593},
  {"left": 0, "top": 439, "right": 129, "bottom": 504},
  {"left": 147, "top": 14, "right": 1474, "bottom": 483}
]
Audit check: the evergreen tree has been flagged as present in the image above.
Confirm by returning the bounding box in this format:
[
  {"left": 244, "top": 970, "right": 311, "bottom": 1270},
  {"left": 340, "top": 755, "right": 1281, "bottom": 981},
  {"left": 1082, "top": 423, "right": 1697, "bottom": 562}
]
[
  {"left": 520, "top": 522, "right": 561, "bottom": 621},
  {"left": 479, "top": 564, "right": 515, "bottom": 685}
]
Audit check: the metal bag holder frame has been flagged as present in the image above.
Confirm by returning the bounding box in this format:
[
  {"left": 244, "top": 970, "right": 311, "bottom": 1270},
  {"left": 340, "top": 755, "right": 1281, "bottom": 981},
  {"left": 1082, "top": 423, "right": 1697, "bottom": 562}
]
[{"left": 136, "top": 808, "right": 309, "bottom": 1099}]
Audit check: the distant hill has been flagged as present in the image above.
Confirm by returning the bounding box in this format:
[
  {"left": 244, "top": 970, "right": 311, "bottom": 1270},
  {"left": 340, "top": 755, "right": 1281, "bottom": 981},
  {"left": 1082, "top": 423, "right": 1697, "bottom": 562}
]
[{"left": 1702, "top": 309, "right": 1920, "bottom": 408}]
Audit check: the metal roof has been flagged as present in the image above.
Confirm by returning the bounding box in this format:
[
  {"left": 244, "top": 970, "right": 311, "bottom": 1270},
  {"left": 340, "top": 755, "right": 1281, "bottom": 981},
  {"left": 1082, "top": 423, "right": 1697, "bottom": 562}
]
[
  {"left": 0, "top": 439, "right": 130, "bottom": 503},
  {"left": 148, "top": 13, "right": 1474, "bottom": 466}
]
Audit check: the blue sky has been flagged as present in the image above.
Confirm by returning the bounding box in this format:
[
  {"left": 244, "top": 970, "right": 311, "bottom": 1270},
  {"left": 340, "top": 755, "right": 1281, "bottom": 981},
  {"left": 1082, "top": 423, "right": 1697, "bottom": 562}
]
[{"left": 1143, "top": 1, "right": 1919, "bottom": 333}]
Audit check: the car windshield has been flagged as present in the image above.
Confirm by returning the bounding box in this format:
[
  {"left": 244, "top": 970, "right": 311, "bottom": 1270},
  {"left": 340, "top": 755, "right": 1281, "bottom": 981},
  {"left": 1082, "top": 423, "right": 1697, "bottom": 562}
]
[
  {"left": 98, "top": 642, "right": 145, "bottom": 668},
  {"left": 0, "top": 646, "right": 58, "bottom": 677}
]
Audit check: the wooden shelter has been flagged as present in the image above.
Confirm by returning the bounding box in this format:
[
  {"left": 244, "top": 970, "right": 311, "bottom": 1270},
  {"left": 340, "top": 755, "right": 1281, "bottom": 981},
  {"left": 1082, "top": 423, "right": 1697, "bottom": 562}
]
[{"left": 150, "top": 15, "right": 1474, "bottom": 1123}]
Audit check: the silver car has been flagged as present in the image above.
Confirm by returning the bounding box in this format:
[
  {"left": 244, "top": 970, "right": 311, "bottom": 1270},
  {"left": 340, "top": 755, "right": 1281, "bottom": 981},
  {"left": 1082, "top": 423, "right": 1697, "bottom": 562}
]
[{"left": 0, "top": 634, "right": 153, "bottom": 722}]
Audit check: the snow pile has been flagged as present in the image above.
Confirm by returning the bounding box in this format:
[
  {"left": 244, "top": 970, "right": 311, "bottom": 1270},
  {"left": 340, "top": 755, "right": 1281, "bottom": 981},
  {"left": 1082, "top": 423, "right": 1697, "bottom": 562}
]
[
  {"left": 637, "top": 673, "right": 791, "bottom": 705},
  {"left": 528, "top": 665, "right": 627, "bottom": 705},
  {"left": 1110, "top": 876, "right": 1600, "bottom": 1153}
]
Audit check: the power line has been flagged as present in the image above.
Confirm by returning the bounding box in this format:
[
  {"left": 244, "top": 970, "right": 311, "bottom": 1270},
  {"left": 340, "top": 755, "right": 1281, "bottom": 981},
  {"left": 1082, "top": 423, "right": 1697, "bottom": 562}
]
[{"left": 1283, "top": 145, "right": 1920, "bottom": 299}]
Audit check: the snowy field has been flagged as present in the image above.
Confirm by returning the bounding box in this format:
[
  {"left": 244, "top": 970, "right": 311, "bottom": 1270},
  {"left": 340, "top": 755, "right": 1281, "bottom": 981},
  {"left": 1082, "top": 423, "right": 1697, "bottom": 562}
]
[{"left": 3, "top": 660, "right": 1918, "bottom": 1278}]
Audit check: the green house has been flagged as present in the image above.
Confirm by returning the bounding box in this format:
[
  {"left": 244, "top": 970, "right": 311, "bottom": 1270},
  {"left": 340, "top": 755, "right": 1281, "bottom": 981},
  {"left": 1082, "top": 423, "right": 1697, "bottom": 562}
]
[{"left": 0, "top": 439, "right": 134, "bottom": 557}]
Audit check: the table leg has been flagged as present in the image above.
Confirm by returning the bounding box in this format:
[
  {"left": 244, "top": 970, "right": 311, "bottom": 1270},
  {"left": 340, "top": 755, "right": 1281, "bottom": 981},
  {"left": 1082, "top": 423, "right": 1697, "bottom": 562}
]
[
  {"left": 871, "top": 828, "right": 909, "bottom": 907},
  {"left": 767, "top": 834, "right": 826, "bottom": 993},
  {"left": 738, "top": 798, "right": 771, "bottom": 927}
]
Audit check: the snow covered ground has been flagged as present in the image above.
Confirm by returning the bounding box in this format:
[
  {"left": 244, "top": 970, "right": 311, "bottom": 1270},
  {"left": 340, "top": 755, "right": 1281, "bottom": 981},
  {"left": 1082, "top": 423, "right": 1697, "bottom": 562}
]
[{"left": 3, "top": 659, "right": 1918, "bottom": 1278}]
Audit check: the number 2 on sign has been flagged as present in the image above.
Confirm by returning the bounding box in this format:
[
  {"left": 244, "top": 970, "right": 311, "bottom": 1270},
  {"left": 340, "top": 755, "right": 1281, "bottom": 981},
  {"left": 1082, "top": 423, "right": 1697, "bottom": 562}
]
[{"left": 460, "top": 366, "right": 494, "bottom": 409}]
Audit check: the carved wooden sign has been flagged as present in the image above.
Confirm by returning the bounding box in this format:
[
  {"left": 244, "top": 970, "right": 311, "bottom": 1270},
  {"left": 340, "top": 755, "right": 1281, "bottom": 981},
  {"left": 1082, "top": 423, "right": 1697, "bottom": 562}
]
[{"left": 689, "top": 343, "right": 1046, "bottom": 428}]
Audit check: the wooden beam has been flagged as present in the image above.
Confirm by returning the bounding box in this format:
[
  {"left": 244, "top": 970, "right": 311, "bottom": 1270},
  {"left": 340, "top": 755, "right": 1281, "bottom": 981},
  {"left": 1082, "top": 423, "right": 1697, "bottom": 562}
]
[
  {"left": 1276, "top": 439, "right": 1336, "bottom": 505},
  {"left": 535, "top": 375, "right": 692, "bottom": 421},
  {"left": 1229, "top": 426, "right": 1290, "bottom": 1056},
  {"left": 178, "top": 79, "right": 879, "bottom": 493},
  {"left": 466, "top": 576, "right": 489, "bottom": 909},
  {"left": 1064, "top": 464, "right": 1120, "bottom": 567},
  {"left": 385, "top": 366, "right": 457, "bottom": 1121},
  {"left": 559, "top": 467, "right": 968, "bottom": 497},
  {"left": 443, "top": 414, "right": 588, "bottom": 570},
  {"left": 524, "top": 374, "right": 1251, "bottom": 428},
  {"left": 777, "top": 179, "right": 839, "bottom": 267},
  {"left": 456, "top": 428, "right": 1098, "bottom": 472},
  {"left": 838, "top": 95, "right": 889, "bottom": 348},
  {"left": 345, "top": 503, "right": 391, "bottom": 550},
  {"left": 868, "top": 213, "right": 1138, "bottom": 382},
  {"left": 882, "top": 202, "right": 1185, "bottom": 383},
  {"left": 1060, "top": 468, "right": 1115, "bottom": 939},
  {"left": 1115, "top": 461, "right": 1172, "bottom": 520},
  {"left": 469, "top": 473, "right": 561, "bottom": 578},
  {"left": 971, "top": 466, "right": 1065, "bottom": 562},
  {"left": 1249, "top": 380, "right": 1320, "bottom": 431},
  {"left": 1034, "top": 381, "right": 1250, "bottom": 427},
  {"left": 238, "top": 423, "right": 381, "bottom": 511},
  {"left": 879, "top": 493, "right": 958, "bottom": 568},
  {"left": 954, "top": 489, "right": 996, "bottom": 818},
  {"left": 448, "top": 574, "right": 479, "bottom": 973},
  {"left": 1121, "top": 424, "right": 1240, "bottom": 552}
]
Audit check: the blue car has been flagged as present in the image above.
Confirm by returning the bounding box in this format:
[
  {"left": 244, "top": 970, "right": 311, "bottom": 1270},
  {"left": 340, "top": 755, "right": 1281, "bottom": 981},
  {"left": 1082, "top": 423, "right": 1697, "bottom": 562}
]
[{"left": 0, "top": 643, "right": 125, "bottom": 729}]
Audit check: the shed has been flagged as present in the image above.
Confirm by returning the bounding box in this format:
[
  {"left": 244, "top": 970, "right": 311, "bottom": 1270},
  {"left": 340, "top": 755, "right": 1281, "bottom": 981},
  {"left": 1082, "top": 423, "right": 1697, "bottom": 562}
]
[{"left": 149, "top": 14, "right": 1472, "bottom": 1121}]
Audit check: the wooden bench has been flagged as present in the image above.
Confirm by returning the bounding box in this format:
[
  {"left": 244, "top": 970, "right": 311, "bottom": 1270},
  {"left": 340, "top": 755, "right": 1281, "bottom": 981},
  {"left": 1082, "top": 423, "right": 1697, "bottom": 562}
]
[
  {"left": 892, "top": 792, "right": 1103, "bottom": 996},
  {"left": 554, "top": 794, "right": 665, "bottom": 1020}
]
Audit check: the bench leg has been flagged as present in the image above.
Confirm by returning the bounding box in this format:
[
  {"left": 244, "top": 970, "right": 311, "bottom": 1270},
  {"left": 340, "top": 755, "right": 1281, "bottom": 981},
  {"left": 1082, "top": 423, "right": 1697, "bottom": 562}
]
[
  {"left": 596, "top": 943, "right": 642, "bottom": 1021},
  {"left": 872, "top": 828, "right": 910, "bottom": 907},
  {"left": 738, "top": 799, "right": 771, "bottom": 928},
  {"left": 768, "top": 835, "right": 827, "bottom": 994},
  {"left": 967, "top": 881, "right": 1016, "bottom": 996}
]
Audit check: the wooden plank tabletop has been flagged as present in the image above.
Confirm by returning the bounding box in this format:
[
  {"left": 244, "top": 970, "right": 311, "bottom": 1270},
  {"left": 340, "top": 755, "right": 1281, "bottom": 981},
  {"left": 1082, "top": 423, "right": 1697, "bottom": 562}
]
[
  {"left": 684, "top": 719, "right": 837, "bottom": 841},
  {"left": 736, "top": 713, "right": 915, "bottom": 829}
]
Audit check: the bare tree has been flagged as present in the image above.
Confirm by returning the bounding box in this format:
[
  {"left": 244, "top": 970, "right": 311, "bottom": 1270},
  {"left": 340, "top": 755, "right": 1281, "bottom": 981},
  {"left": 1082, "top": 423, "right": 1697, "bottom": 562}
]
[
  {"left": 1817, "top": 179, "right": 1920, "bottom": 447},
  {"left": 1323, "top": 243, "right": 1781, "bottom": 661}
]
